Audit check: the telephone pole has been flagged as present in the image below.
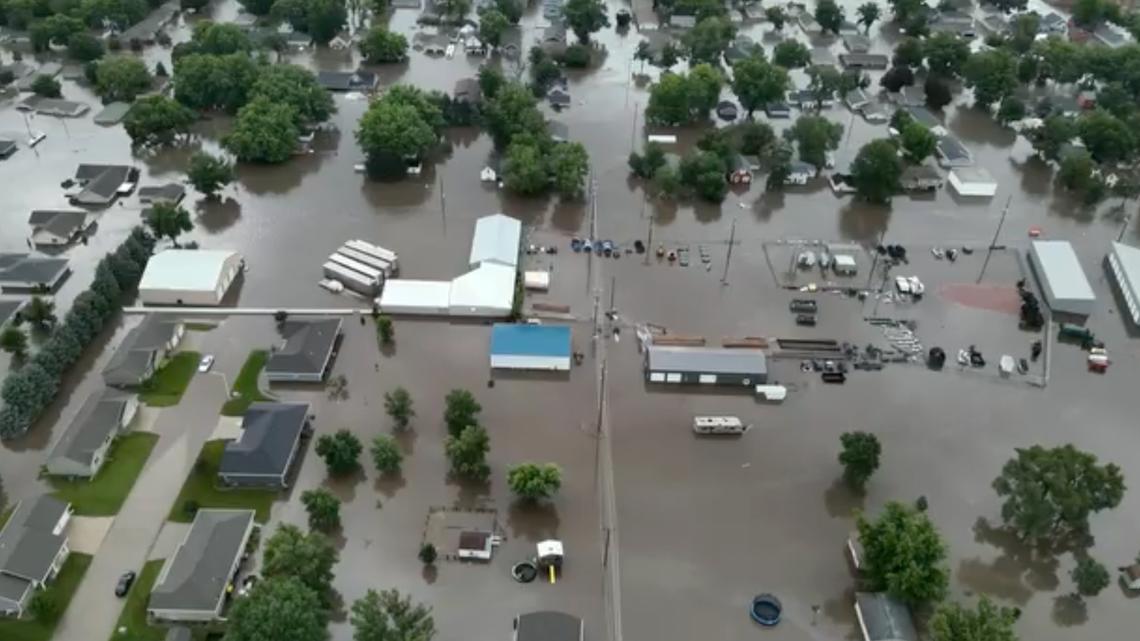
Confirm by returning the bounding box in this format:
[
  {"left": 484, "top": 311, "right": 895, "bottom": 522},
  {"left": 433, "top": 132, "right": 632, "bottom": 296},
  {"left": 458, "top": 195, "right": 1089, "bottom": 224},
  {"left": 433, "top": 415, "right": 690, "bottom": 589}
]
[
  {"left": 721, "top": 219, "right": 737, "bottom": 285},
  {"left": 978, "top": 195, "right": 1012, "bottom": 283}
]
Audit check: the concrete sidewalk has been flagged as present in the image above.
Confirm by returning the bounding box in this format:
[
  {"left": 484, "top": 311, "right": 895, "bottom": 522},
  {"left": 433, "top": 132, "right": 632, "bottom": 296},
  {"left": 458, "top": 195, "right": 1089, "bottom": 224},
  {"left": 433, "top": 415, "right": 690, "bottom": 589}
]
[{"left": 53, "top": 374, "right": 227, "bottom": 641}]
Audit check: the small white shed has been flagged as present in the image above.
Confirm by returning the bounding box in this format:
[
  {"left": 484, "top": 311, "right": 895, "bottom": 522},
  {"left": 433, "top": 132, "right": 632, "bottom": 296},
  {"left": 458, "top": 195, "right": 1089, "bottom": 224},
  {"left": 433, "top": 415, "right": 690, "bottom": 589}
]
[
  {"left": 949, "top": 167, "right": 997, "bottom": 197},
  {"left": 833, "top": 254, "right": 857, "bottom": 275},
  {"left": 524, "top": 270, "right": 550, "bottom": 291}
]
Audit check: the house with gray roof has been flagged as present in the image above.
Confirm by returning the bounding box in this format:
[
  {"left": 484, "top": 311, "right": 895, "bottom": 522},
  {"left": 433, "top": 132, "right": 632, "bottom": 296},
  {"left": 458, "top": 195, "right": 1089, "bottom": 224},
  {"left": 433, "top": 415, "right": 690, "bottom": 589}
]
[
  {"left": 0, "top": 495, "right": 72, "bottom": 618},
  {"left": 0, "top": 299, "right": 26, "bottom": 330},
  {"left": 0, "top": 138, "right": 16, "bottom": 159},
  {"left": 854, "top": 591, "right": 917, "bottom": 641},
  {"left": 839, "top": 53, "right": 889, "bottom": 70},
  {"left": 843, "top": 33, "right": 871, "bottom": 53},
  {"left": 102, "top": 315, "right": 186, "bottom": 388},
  {"left": 138, "top": 183, "right": 186, "bottom": 206},
  {"left": 219, "top": 403, "right": 310, "bottom": 488},
  {"left": 148, "top": 509, "right": 256, "bottom": 623},
  {"left": 935, "top": 135, "right": 973, "bottom": 167},
  {"left": 69, "top": 164, "right": 136, "bottom": 206},
  {"left": 27, "top": 210, "right": 92, "bottom": 247},
  {"left": 265, "top": 318, "right": 342, "bottom": 383},
  {"left": 0, "top": 253, "right": 70, "bottom": 293},
  {"left": 17, "top": 95, "right": 89, "bottom": 118},
  {"left": 46, "top": 391, "right": 139, "bottom": 478},
  {"left": 93, "top": 102, "right": 132, "bottom": 126}
]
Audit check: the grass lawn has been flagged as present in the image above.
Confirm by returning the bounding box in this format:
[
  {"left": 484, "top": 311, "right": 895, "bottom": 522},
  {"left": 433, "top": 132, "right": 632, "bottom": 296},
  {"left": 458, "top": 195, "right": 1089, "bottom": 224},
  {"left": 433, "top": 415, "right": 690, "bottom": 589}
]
[
  {"left": 49, "top": 432, "right": 159, "bottom": 516},
  {"left": 184, "top": 322, "right": 216, "bottom": 332},
  {"left": 0, "top": 553, "right": 92, "bottom": 641},
  {"left": 109, "top": 559, "right": 165, "bottom": 641},
  {"left": 140, "top": 352, "right": 201, "bottom": 407},
  {"left": 168, "top": 440, "right": 274, "bottom": 523},
  {"left": 220, "top": 350, "right": 271, "bottom": 416}
]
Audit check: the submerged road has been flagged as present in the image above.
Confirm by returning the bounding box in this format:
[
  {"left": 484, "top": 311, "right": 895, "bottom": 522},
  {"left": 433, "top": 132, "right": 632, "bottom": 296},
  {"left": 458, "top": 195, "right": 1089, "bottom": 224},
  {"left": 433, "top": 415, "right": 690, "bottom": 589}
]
[{"left": 54, "top": 374, "right": 227, "bottom": 641}]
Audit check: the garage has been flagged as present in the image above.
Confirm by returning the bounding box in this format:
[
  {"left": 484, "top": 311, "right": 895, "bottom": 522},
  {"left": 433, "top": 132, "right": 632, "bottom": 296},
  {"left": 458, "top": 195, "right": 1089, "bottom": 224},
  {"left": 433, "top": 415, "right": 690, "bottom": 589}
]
[
  {"left": 138, "top": 249, "right": 243, "bottom": 306},
  {"left": 644, "top": 346, "right": 767, "bottom": 386}
]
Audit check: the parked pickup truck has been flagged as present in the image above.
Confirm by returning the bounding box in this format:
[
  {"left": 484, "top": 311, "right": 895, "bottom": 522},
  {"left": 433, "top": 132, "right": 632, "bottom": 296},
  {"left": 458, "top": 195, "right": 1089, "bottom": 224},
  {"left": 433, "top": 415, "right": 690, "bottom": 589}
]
[{"left": 789, "top": 299, "right": 818, "bottom": 314}]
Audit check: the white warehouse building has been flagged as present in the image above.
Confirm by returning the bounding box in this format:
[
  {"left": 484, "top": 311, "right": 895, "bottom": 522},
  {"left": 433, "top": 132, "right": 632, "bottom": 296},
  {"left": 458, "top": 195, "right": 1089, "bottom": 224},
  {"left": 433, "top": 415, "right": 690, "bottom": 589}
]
[
  {"left": 1107, "top": 241, "right": 1140, "bottom": 328},
  {"left": 139, "top": 249, "right": 243, "bottom": 306},
  {"left": 1028, "top": 240, "right": 1095, "bottom": 316}
]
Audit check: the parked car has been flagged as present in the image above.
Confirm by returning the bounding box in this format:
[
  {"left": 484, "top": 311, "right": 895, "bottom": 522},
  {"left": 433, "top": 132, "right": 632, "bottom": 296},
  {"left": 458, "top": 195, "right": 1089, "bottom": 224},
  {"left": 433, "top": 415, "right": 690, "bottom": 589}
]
[
  {"left": 795, "top": 314, "right": 817, "bottom": 326},
  {"left": 115, "top": 571, "right": 136, "bottom": 597},
  {"left": 789, "top": 299, "right": 818, "bottom": 313},
  {"left": 198, "top": 354, "right": 215, "bottom": 373}
]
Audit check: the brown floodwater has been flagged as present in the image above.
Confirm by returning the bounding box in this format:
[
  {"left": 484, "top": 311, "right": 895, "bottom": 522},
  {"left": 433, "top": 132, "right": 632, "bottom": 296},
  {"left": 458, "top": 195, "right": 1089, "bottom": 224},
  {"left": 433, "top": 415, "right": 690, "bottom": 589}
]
[{"left": 3, "top": 2, "right": 1140, "bottom": 640}]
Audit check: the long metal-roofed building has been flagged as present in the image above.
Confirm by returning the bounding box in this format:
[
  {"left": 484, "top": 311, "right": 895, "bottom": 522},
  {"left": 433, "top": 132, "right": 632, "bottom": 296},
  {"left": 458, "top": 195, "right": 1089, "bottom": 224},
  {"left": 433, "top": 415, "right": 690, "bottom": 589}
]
[
  {"left": 644, "top": 346, "right": 767, "bottom": 386},
  {"left": 1107, "top": 241, "right": 1140, "bottom": 328},
  {"left": 489, "top": 324, "right": 572, "bottom": 371},
  {"left": 1028, "top": 240, "right": 1096, "bottom": 316}
]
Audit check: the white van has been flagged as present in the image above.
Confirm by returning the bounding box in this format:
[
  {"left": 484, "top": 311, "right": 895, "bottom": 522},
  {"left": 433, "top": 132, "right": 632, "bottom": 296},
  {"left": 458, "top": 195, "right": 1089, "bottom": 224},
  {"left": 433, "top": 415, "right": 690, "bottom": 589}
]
[{"left": 692, "top": 416, "right": 750, "bottom": 435}]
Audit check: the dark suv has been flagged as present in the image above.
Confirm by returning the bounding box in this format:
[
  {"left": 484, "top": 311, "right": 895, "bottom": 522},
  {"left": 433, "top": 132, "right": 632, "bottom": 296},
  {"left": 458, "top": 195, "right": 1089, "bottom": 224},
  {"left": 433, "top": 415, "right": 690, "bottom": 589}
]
[{"left": 115, "top": 571, "right": 136, "bottom": 597}]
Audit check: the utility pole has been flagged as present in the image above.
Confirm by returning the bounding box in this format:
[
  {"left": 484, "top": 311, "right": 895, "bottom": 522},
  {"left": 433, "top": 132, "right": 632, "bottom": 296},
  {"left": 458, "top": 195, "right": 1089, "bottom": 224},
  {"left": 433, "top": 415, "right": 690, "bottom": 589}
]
[
  {"left": 721, "top": 218, "right": 737, "bottom": 285},
  {"left": 644, "top": 215, "right": 653, "bottom": 265},
  {"left": 438, "top": 169, "right": 447, "bottom": 232},
  {"left": 1118, "top": 210, "right": 1133, "bottom": 242},
  {"left": 978, "top": 195, "right": 1012, "bottom": 284},
  {"left": 609, "top": 275, "right": 616, "bottom": 313}
]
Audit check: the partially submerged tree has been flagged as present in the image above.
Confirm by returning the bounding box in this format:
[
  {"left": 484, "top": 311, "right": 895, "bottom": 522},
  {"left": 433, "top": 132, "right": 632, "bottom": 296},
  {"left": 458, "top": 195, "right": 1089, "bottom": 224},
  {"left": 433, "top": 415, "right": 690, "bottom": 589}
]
[
  {"left": 315, "top": 429, "right": 363, "bottom": 476},
  {"left": 1071, "top": 557, "right": 1111, "bottom": 598},
  {"left": 963, "top": 49, "right": 1018, "bottom": 109},
  {"left": 445, "top": 424, "right": 491, "bottom": 482},
  {"left": 856, "top": 501, "right": 950, "bottom": 606},
  {"left": 125, "top": 96, "right": 196, "bottom": 149},
  {"left": 225, "top": 577, "right": 327, "bottom": 641},
  {"left": 562, "top": 0, "right": 609, "bottom": 44},
  {"left": 857, "top": 3, "right": 881, "bottom": 33},
  {"left": 900, "top": 122, "right": 937, "bottom": 163},
  {"left": 0, "top": 328, "right": 28, "bottom": 360},
  {"left": 223, "top": 97, "right": 299, "bottom": 164},
  {"left": 731, "top": 55, "right": 789, "bottom": 117},
  {"left": 144, "top": 203, "right": 194, "bottom": 246},
  {"left": 772, "top": 40, "right": 811, "bottom": 69},
  {"left": 444, "top": 389, "right": 482, "bottom": 437},
  {"left": 261, "top": 524, "right": 338, "bottom": 602},
  {"left": 370, "top": 434, "right": 403, "bottom": 474},
  {"left": 814, "top": 0, "right": 845, "bottom": 35},
  {"left": 95, "top": 55, "right": 152, "bottom": 102},
  {"left": 187, "top": 152, "right": 234, "bottom": 197},
  {"left": 838, "top": 431, "right": 882, "bottom": 491},
  {"left": 685, "top": 16, "right": 734, "bottom": 65},
  {"left": 384, "top": 387, "right": 414, "bottom": 430},
  {"left": 301, "top": 487, "right": 342, "bottom": 531},
  {"left": 851, "top": 138, "right": 903, "bottom": 204},
  {"left": 350, "top": 589, "right": 436, "bottom": 641},
  {"left": 360, "top": 27, "right": 408, "bottom": 63},
  {"left": 507, "top": 462, "right": 563, "bottom": 500},
  {"left": 992, "top": 444, "right": 1125, "bottom": 543},
  {"left": 787, "top": 115, "right": 843, "bottom": 172},
  {"left": 765, "top": 6, "right": 786, "bottom": 32},
  {"left": 929, "top": 598, "right": 1018, "bottom": 641}
]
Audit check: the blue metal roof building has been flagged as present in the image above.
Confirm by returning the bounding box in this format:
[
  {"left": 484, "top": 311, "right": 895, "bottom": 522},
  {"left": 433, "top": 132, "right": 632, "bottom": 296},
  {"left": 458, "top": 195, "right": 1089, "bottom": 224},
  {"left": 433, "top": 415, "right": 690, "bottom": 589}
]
[{"left": 490, "top": 324, "right": 572, "bottom": 371}]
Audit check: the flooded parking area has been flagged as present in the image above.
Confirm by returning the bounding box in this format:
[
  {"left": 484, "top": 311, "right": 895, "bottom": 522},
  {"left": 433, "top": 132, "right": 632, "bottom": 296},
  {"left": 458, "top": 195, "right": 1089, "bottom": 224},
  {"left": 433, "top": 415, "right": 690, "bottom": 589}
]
[{"left": 3, "top": 0, "right": 1140, "bottom": 640}]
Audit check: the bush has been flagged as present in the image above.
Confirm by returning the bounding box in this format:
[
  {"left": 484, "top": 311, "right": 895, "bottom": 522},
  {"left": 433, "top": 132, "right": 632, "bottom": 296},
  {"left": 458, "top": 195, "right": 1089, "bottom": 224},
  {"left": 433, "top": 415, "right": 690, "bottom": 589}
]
[
  {"left": 182, "top": 499, "right": 200, "bottom": 517},
  {"left": 560, "top": 44, "right": 591, "bottom": 68},
  {"left": 418, "top": 543, "right": 437, "bottom": 564}
]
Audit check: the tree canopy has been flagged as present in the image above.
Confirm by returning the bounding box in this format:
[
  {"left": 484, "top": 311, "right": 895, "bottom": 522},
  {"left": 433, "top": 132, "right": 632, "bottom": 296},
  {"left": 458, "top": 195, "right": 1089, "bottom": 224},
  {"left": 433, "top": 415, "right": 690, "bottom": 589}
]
[
  {"left": 838, "top": 431, "right": 881, "bottom": 491},
  {"left": 507, "top": 463, "right": 563, "bottom": 500},
  {"left": 187, "top": 152, "right": 234, "bottom": 197},
  {"left": 315, "top": 429, "right": 363, "bottom": 476},
  {"left": 301, "top": 487, "right": 341, "bottom": 531},
  {"left": 562, "top": 0, "right": 608, "bottom": 43},
  {"left": 645, "top": 65, "right": 723, "bottom": 125},
  {"left": 261, "top": 524, "right": 339, "bottom": 602},
  {"left": 924, "top": 32, "right": 970, "bottom": 78},
  {"left": 731, "top": 55, "right": 789, "bottom": 116},
  {"left": 1077, "top": 110, "right": 1136, "bottom": 165},
  {"left": 814, "top": 0, "right": 844, "bottom": 35},
  {"left": 787, "top": 115, "right": 842, "bottom": 171},
  {"left": 851, "top": 138, "right": 903, "bottom": 204},
  {"left": 444, "top": 389, "right": 482, "bottom": 437},
  {"left": 445, "top": 424, "right": 491, "bottom": 482},
  {"left": 174, "top": 53, "right": 260, "bottom": 113},
  {"left": 124, "top": 95, "right": 196, "bottom": 149},
  {"left": 371, "top": 435, "right": 403, "bottom": 474},
  {"left": 361, "top": 26, "right": 408, "bottom": 62},
  {"left": 857, "top": 501, "right": 950, "bottom": 606},
  {"left": 273, "top": 0, "right": 347, "bottom": 45},
  {"left": 144, "top": 203, "right": 194, "bottom": 246},
  {"left": 224, "top": 97, "right": 299, "bottom": 164},
  {"left": 685, "top": 16, "right": 734, "bottom": 65},
  {"left": 900, "top": 121, "right": 937, "bottom": 163},
  {"left": 224, "top": 577, "right": 327, "bottom": 641},
  {"left": 350, "top": 589, "right": 436, "bottom": 641},
  {"left": 1071, "top": 556, "right": 1110, "bottom": 597},
  {"left": 963, "top": 49, "right": 1018, "bottom": 108},
  {"left": 992, "top": 444, "right": 1125, "bottom": 543},
  {"left": 95, "top": 55, "right": 152, "bottom": 102},
  {"left": 929, "top": 598, "right": 1018, "bottom": 641},
  {"left": 250, "top": 64, "right": 335, "bottom": 127},
  {"left": 857, "top": 3, "right": 880, "bottom": 32},
  {"left": 772, "top": 40, "right": 811, "bottom": 69}
]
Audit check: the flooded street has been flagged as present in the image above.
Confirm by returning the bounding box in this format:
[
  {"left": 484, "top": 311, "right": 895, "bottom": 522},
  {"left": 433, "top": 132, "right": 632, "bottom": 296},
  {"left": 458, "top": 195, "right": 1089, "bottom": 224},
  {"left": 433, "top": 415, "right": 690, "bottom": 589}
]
[{"left": 4, "top": 1, "right": 1140, "bottom": 640}]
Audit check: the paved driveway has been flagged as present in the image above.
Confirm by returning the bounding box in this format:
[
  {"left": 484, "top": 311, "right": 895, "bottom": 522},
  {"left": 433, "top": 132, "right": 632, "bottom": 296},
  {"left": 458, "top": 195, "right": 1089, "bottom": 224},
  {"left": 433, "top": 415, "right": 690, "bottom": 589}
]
[
  {"left": 67, "top": 516, "right": 113, "bottom": 554},
  {"left": 53, "top": 373, "right": 227, "bottom": 641}
]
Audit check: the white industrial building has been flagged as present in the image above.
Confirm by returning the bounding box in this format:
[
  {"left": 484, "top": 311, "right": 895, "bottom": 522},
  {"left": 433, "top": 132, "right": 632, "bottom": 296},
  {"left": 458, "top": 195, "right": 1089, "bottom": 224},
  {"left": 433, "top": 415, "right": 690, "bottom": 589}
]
[
  {"left": 469, "top": 213, "right": 522, "bottom": 268},
  {"left": 1107, "top": 241, "right": 1140, "bottom": 328},
  {"left": 948, "top": 167, "right": 997, "bottom": 197},
  {"left": 139, "top": 250, "right": 243, "bottom": 306},
  {"left": 1028, "top": 240, "right": 1096, "bottom": 316},
  {"left": 378, "top": 214, "right": 521, "bottom": 318}
]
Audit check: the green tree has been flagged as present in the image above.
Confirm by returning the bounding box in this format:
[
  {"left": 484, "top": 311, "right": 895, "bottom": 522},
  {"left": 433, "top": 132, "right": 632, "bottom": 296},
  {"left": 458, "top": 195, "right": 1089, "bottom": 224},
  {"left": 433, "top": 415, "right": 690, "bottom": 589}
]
[
  {"left": 892, "top": 37, "right": 923, "bottom": 68},
  {"left": 654, "top": 163, "right": 681, "bottom": 197},
  {"left": 1029, "top": 115, "right": 1077, "bottom": 161},
  {"left": 992, "top": 444, "right": 1125, "bottom": 543},
  {"left": 418, "top": 543, "right": 437, "bottom": 565},
  {"left": 1008, "top": 12, "right": 1040, "bottom": 53},
  {"left": 350, "top": 589, "right": 436, "bottom": 641},
  {"left": 739, "top": 121, "right": 776, "bottom": 156},
  {"left": 224, "top": 97, "right": 300, "bottom": 164},
  {"left": 21, "top": 296, "right": 56, "bottom": 331},
  {"left": 687, "top": 63, "right": 722, "bottom": 116},
  {"left": 478, "top": 66, "right": 505, "bottom": 100},
  {"left": 633, "top": 40, "right": 653, "bottom": 71},
  {"left": 549, "top": 141, "right": 589, "bottom": 198},
  {"left": 191, "top": 21, "right": 253, "bottom": 55},
  {"left": 187, "top": 152, "right": 234, "bottom": 197},
  {"left": 495, "top": 0, "right": 522, "bottom": 23},
  {"left": 225, "top": 576, "right": 327, "bottom": 641},
  {"left": 361, "top": 26, "right": 408, "bottom": 62},
  {"left": 685, "top": 16, "right": 733, "bottom": 65},
  {"left": 645, "top": 73, "right": 691, "bottom": 126},
  {"left": 1071, "top": 557, "right": 1110, "bottom": 597},
  {"left": 250, "top": 64, "right": 335, "bottom": 127},
  {"left": 900, "top": 121, "right": 936, "bottom": 163},
  {"left": 924, "top": 75, "right": 952, "bottom": 110},
  {"left": 174, "top": 53, "right": 259, "bottom": 113},
  {"left": 0, "top": 327, "right": 28, "bottom": 359},
  {"left": 929, "top": 598, "right": 1018, "bottom": 641},
  {"left": 857, "top": 501, "right": 950, "bottom": 606},
  {"left": 857, "top": 3, "right": 880, "bottom": 32},
  {"left": 765, "top": 142, "right": 794, "bottom": 191},
  {"left": 997, "top": 96, "right": 1026, "bottom": 125},
  {"left": 629, "top": 142, "right": 667, "bottom": 178},
  {"left": 771, "top": 40, "right": 809, "bottom": 69},
  {"left": 477, "top": 7, "right": 509, "bottom": 48},
  {"left": 657, "top": 42, "right": 680, "bottom": 69},
  {"left": 67, "top": 32, "right": 104, "bottom": 61},
  {"left": 370, "top": 434, "right": 403, "bottom": 474},
  {"left": 678, "top": 150, "right": 728, "bottom": 202},
  {"left": 125, "top": 95, "right": 196, "bottom": 148},
  {"left": 261, "top": 524, "right": 338, "bottom": 601},
  {"left": 765, "top": 6, "right": 786, "bottom": 31},
  {"left": 732, "top": 56, "right": 788, "bottom": 117},
  {"left": 1073, "top": 0, "right": 1107, "bottom": 27},
  {"left": 880, "top": 65, "right": 915, "bottom": 93},
  {"left": 376, "top": 314, "right": 394, "bottom": 344},
  {"left": 445, "top": 424, "right": 490, "bottom": 481},
  {"left": 990, "top": 0, "right": 1028, "bottom": 13},
  {"left": 28, "top": 591, "right": 59, "bottom": 623},
  {"left": 438, "top": 0, "right": 470, "bottom": 20},
  {"left": 787, "top": 115, "right": 842, "bottom": 171},
  {"left": 1078, "top": 110, "right": 1136, "bottom": 165},
  {"left": 924, "top": 32, "right": 970, "bottom": 78},
  {"left": 507, "top": 462, "right": 562, "bottom": 500},
  {"left": 562, "top": 0, "right": 608, "bottom": 43},
  {"left": 851, "top": 138, "right": 902, "bottom": 204},
  {"left": 887, "top": 0, "right": 925, "bottom": 24},
  {"left": 383, "top": 387, "right": 414, "bottom": 430},
  {"left": 275, "top": 0, "right": 347, "bottom": 44},
  {"left": 814, "top": 0, "right": 844, "bottom": 35},
  {"left": 29, "top": 14, "right": 84, "bottom": 52},
  {"left": 838, "top": 431, "right": 881, "bottom": 491},
  {"left": 806, "top": 65, "right": 842, "bottom": 111},
  {"left": 315, "top": 429, "right": 363, "bottom": 476},
  {"left": 357, "top": 98, "right": 438, "bottom": 176},
  {"left": 482, "top": 82, "right": 545, "bottom": 149},
  {"left": 444, "top": 389, "right": 481, "bottom": 437},
  {"left": 95, "top": 55, "right": 152, "bottom": 102},
  {"left": 301, "top": 487, "right": 341, "bottom": 531},
  {"left": 503, "top": 140, "right": 548, "bottom": 195},
  {"left": 31, "top": 74, "right": 61, "bottom": 98},
  {"left": 144, "top": 202, "right": 194, "bottom": 246},
  {"left": 963, "top": 49, "right": 1018, "bottom": 108}
]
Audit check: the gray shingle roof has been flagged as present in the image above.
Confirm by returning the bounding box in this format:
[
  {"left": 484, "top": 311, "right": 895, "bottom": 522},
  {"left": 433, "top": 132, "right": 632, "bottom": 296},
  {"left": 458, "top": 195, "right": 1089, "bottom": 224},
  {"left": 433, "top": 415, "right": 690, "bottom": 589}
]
[
  {"left": 855, "top": 592, "right": 917, "bottom": 641},
  {"left": 47, "top": 390, "right": 133, "bottom": 471},
  {"left": 73, "top": 165, "right": 132, "bottom": 204},
  {"left": 0, "top": 299, "right": 25, "bottom": 328},
  {"left": 265, "top": 318, "right": 341, "bottom": 377},
  {"left": 646, "top": 346, "right": 767, "bottom": 375},
  {"left": 137, "top": 183, "right": 185, "bottom": 204},
  {"left": 0, "top": 254, "right": 70, "bottom": 287},
  {"left": 0, "top": 495, "right": 69, "bottom": 583},
  {"left": 102, "top": 316, "right": 182, "bottom": 386},
  {"left": 516, "top": 611, "right": 583, "bottom": 641},
  {"left": 149, "top": 510, "right": 254, "bottom": 614},
  {"left": 220, "top": 403, "right": 308, "bottom": 479},
  {"left": 0, "top": 572, "right": 32, "bottom": 604},
  {"left": 28, "top": 210, "right": 89, "bottom": 240}
]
